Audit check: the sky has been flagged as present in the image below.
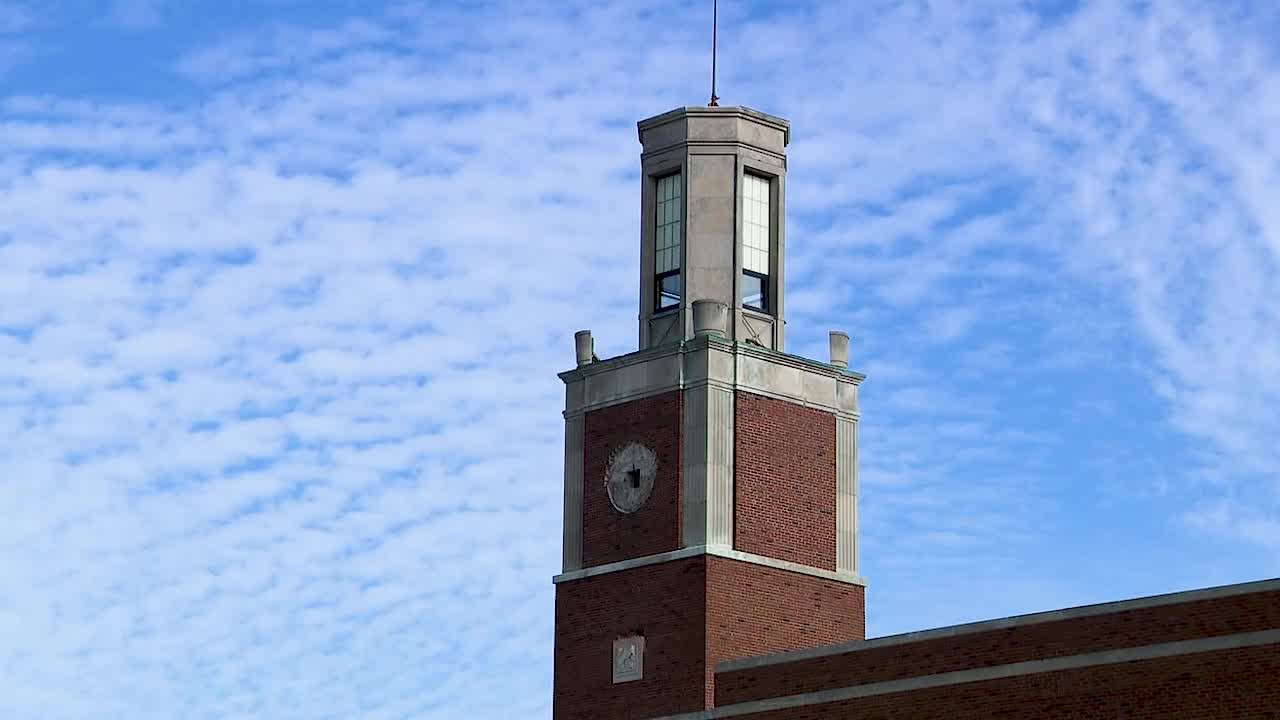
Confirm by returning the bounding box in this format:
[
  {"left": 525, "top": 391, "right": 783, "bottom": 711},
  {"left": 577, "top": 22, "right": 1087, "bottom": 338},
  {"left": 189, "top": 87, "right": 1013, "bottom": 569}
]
[{"left": 0, "top": 0, "right": 1278, "bottom": 717}]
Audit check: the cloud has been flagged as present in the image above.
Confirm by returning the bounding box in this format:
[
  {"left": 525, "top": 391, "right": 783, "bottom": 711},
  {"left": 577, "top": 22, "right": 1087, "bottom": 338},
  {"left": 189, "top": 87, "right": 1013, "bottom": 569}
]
[
  {"left": 1, "top": 1, "right": 1279, "bottom": 718},
  {"left": 1186, "top": 498, "right": 1280, "bottom": 551},
  {"left": 0, "top": 2, "right": 31, "bottom": 33},
  {"left": 102, "top": 0, "right": 166, "bottom": 31},
  {"left": 925, "top": 306, "right": 979, "bottom": 343}
]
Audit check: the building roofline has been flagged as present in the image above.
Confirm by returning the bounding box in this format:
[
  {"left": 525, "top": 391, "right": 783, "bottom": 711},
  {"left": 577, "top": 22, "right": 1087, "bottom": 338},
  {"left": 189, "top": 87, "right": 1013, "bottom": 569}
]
[
  {"left": 658, "top": 628, "right": 1280, "bottom": 720},
  {"left": 636, "top": 105, "right": 791, "bottom": 145},
  {"left": 717, "top": 576, "right": 1280, "bottom": 673}
]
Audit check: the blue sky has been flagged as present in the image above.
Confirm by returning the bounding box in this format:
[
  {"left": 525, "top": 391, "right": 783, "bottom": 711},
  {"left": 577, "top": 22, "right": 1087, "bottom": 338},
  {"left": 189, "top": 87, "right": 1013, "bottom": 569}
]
[{"left": 1, "top": 0, "right": 1278, "bottom": 717}]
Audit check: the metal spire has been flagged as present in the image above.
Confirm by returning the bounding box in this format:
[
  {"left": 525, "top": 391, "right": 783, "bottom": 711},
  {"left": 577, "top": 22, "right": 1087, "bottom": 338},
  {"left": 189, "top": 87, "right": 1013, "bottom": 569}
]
[{"left": 709, "top": 0, "right": 720, "bottom": 106}]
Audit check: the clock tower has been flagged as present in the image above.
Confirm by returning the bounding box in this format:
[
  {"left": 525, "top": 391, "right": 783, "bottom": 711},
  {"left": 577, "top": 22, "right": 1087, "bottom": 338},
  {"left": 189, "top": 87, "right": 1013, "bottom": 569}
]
[{"left": 553, "top": 106, "right": 866, "bottom": 719}]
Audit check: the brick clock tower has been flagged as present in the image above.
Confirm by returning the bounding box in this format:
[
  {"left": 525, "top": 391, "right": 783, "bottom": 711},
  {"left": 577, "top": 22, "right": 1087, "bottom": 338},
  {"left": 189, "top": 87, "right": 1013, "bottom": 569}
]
[{"left": 551, "top": 105, "right": 867, "bottom": 719}]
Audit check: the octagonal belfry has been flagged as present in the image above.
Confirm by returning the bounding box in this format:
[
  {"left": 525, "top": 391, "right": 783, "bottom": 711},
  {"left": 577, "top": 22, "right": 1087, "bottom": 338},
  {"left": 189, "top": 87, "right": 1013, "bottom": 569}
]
[{"left": 637, "top": 106, "right": 790, "bottom": 352}]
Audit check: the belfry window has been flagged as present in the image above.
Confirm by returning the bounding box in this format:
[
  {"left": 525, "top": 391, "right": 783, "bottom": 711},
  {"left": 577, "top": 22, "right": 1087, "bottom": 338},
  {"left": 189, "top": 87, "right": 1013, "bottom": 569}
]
[
  {"left": 742, "top": 172, "right": 771, "bottom": 312},
  {"left": 655, "top": 172, "right": 682, "bottom": 311}
]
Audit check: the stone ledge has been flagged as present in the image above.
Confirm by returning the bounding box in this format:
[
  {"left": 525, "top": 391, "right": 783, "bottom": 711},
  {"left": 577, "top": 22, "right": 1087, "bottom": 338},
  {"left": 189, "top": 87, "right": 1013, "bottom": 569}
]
[
  {"left": 560, "top": 336, "right": 862, "bottom": 417},
  {"left": 637, "top": 105, "right": 791, "bottom": 146},
  {"left": 552, "top": 545, "right": 867, "bottom": 587}
]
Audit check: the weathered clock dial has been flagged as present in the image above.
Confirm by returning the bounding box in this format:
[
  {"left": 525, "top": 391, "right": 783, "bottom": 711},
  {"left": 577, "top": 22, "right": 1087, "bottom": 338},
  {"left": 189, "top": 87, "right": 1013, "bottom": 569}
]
[{"left": 604, "top": 441, "right": 657, "bottom": 514}]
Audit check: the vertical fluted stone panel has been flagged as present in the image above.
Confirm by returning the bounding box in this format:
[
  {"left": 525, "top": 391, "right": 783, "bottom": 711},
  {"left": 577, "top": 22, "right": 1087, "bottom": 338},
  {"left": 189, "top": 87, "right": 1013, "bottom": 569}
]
[
  {"left": 706, "top": 385, "right": 735, "bottom": 548},
  {"left": 683, "top": 384, "right": 735, "bottom": 548},
  {"left": 562, "top": 414, "right": 585, "bottom": 572},
  {"left": 682, "top": 387, "right": 708, "bottom": 547},
  {"left": 836, "top": 416, "right": 858, "bottom": 574}
]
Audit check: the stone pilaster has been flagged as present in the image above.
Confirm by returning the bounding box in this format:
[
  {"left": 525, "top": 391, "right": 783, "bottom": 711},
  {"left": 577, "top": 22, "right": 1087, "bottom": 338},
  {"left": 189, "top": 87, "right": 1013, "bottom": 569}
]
[
  {"left": 562, "top": 414, "right": 584, "bottom": 572},
  {"left": 836, "top": 417, "right": 858, "bottom": 574},
  {"left": 682, "top": 380, "right": 735, "bottom": 548}
]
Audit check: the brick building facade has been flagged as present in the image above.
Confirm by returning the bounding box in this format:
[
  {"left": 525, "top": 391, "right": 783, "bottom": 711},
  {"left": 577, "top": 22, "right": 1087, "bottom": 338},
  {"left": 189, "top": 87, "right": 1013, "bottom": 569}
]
[{"left": 551, "top": 105, "right": 1279, "bottom": 719}]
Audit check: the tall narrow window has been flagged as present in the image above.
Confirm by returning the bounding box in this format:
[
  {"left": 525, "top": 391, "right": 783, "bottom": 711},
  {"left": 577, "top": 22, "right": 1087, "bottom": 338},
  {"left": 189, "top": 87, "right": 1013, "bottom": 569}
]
[
  {"left": 655, "top": 173, "right": 682, "bottom": 311},
  {"left": 742, "top": 173, "right": 771, "bottom": 311}
]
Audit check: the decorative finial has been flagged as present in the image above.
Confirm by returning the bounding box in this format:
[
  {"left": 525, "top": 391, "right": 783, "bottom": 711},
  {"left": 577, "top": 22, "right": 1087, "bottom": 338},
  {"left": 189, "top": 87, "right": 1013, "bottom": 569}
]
[
  {"left": 709, "top": 0, "right": 720, "bottom": 106},
  {"left": 829, "top": 331, "right": 850, "bottom": 368},
  {"left": 575, "top": 330, "right": 594, "bottom": 367}
]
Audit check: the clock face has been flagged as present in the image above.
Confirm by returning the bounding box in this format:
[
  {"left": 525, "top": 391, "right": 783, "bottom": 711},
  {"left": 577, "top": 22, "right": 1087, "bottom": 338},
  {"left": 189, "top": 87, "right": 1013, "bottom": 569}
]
[{"left": 605, "top": 442, "right": 657, "bottom": 514}]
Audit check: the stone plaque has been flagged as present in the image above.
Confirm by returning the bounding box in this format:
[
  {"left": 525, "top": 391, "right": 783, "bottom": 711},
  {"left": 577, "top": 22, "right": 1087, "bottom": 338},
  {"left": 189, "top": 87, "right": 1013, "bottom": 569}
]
[{"left": 612, "top": 636, "right": 645, "bottom": 683}]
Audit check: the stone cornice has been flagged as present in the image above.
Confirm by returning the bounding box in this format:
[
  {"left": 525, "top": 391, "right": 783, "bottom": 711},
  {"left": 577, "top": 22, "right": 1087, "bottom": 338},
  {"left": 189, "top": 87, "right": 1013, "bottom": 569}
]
[
  {"left": 552, "top": 545, "right": 867, "bottom": 587},
  {"left": 637, "top": 105, "right": 791, "bottom": 146},
  {"left": 639, "top": 140, "right": 787, "bottom": 164},
  {"left": 560, "top": 336, "right": 863, "bottom": 418}
]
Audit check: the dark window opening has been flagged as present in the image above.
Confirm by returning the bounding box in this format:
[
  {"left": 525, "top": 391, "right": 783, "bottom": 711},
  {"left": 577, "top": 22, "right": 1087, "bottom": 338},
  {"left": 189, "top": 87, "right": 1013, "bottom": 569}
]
[
  {"left": 656, "top": 271, "right": 681, "bottom": 311},
  {"left": 742, "top": 271, "right": 768, "bottom": 312}
]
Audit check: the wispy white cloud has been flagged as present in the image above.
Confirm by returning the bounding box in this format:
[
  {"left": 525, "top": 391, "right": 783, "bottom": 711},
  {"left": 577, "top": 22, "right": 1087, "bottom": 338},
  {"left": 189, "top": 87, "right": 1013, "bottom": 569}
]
[
  {"left": 0, "top": 1, "right": 1278, "bottom": 717},
  {"left": 0, "top": 1, "right": 31, "bottom": 33},
  {"left": 101, "top": 0, "right": 166, "bottom": 31}
]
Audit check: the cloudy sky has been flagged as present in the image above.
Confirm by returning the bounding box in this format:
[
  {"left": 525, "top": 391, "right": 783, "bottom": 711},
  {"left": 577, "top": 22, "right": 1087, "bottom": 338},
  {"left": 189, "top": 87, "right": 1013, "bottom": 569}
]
[{"left": 1, "top": 0, "right": 1278, "bottom": 717}]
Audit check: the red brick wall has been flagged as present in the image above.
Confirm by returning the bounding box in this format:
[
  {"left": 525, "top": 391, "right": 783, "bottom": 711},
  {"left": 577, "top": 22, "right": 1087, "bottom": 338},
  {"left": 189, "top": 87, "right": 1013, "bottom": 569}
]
[
  {"left": 716, "top": 587, "right": 1280, "bottom": 706},
  {"left": 734, "top": 392, "right": 836, "bottom": 570},
  {"left": 553, "top": 557, "right": 708, "bottom": 720},
  {"left": 720, "top": 644, "right": 1280, "bottom": 719},
  {"left": 706, "top": 556, "right": 865, "bottom": 708},
  {"left": 552, "top": 555, "right": 867, "bottom": 720},
  {"left": 582, "top": 392, "right": 682, "bottom": 568}
]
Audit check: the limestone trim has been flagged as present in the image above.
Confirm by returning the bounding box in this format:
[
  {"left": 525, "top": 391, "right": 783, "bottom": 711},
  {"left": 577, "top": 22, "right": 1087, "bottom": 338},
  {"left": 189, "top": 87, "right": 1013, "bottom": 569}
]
[
  {"left": 649, "top": 628, "right": 1280, "bottom": 720},
  {"left": 641, "top": 141, "right": 787, "bottom": 164},
  {"left": 733, "top": 340, "right": 865, "bottom": 382},
  {"left": 637, "top": 105, "right": 792, "bottom": 146},
  {"left": 719, "top": 577, "right": 1280, "bottom": 672},
  {"left": 681, "top": 384, "right": 735, "bottom": 548},
  {"left": 835, "top": 417, "right": 857, "bottom": 574},
  {"left": 551, "top": 545, "right": 868, "bottom": 587},
  {"left": 560, "top": 336, "right": 862, "bottom": 418},
  {"left": 561, "top": 415, "right": 584, "bottom": 572}
]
